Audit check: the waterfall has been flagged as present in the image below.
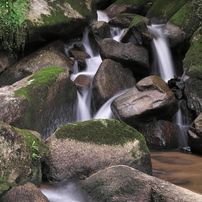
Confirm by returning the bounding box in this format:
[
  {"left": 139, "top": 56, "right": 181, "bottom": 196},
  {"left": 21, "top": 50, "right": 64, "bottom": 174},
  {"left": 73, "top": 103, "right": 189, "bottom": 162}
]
[
  {"left": 69, "top": 11, "right": 126, "bottom": 122},
  {"left": 148, "top": 24, "right": 175, "bottom": 82},
  {"left": 149, "top": 24, "right": 190, "bottom": 150}
]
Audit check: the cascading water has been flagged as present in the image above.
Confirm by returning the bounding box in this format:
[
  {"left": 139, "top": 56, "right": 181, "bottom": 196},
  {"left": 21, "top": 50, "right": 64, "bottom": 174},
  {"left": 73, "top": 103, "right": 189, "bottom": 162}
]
[
  {"left": 148, "top": 24, "right": 175, "bottom": 82},
  {"left": 148, "top": 24, "right": 189, "bottom": 148}
]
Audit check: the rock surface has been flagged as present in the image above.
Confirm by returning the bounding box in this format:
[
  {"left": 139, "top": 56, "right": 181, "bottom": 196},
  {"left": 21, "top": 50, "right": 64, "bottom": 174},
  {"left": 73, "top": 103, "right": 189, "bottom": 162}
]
[
  {"left": 92, "top": 59, "right": 136, "bottom": 109},
  {"left": 111, "top": 76, "right": 178, "bottom": 128},
  {"left": 0, "top": 66, "right": 77, "bottom": 139},
  {"left": 0, "top": 122, "right": 49, "bottom": 195},
  {"left": 0, "top": 40, "right": 73, "bottom": 86},
  {"left": 81, "top": 165, "right": 202, "bottom": 202},
  {"left": 43, "top": 119, "right": 152, "bottom": 182}
]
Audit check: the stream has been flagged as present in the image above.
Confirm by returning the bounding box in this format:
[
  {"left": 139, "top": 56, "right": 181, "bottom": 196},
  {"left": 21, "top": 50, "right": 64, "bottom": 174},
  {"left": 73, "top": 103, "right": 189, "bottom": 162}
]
[{"left": 40, "top": 11, "right": 202, "bottom": 200}]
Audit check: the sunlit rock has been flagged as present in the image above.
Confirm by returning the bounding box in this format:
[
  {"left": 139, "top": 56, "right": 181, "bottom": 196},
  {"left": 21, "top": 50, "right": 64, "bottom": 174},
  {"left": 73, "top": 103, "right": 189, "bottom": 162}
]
[
  {"left": 43, "top": 119, "right": 152, "bottom": 182},
  {"left": 111, "top": 75, "right": 178, "bottom": 128}
]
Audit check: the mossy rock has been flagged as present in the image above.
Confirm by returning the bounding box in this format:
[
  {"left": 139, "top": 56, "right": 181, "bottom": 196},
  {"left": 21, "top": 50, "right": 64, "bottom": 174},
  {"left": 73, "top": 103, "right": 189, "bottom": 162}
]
[
  {"left": 146, "top": 0, "right": 188, "bottom": 22},
  {"left": 43, "top": 119, "right": 152, "bottom": 181},
  {"left": 0, "top": 121, "right": 49, "bottom": 196},
  {"left": 169, "top": 1, "right": 201, "bottom": 38},
  {"left": 14, "top": 66, "right": 77, "bottom": 138},
  {"left": 26, "top": 0, "right": 96, "bottom": 42},
  {"left": 115, "top": 0, "right": 147, "bottom": 5},
  {"left": 183, "top": 27, "right": 202, "bottom": 77}
]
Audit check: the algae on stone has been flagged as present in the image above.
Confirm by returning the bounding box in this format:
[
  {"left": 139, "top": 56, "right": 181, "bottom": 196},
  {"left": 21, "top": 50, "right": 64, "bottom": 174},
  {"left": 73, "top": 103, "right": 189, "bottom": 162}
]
[
  {"left": 146, "top": 0, "right": 188, "bottom": 22},
  {"left": 0, "top": 121, "right": 49, "bottom": 195}
]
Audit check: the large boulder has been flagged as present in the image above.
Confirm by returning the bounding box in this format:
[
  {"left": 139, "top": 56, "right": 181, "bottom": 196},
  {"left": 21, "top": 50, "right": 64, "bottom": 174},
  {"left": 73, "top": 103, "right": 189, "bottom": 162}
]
[
  {"left": 188, "top": 113, "right": 202, "bottom": 154},
  {"left": 26, "top": 0, "right": 96, "bottom": 43},
  {"left": 0, "top": 182, "right": 49, "bottom": 202},
  {"left": 183, "top": 27, "right": 202, "bottom": 115},
  {"left": 146, "top": 0, "right": 188, "bottom": 23},
  {"left": 0, "top": 66, "right": 77, "bottom": 139},
  {"left": 111, "top": 76, "right": 178, "bottom": 128},
  {"left": 81, "top": 165, "right": 202, "bottom": 202},
  {"left": 0, "top": 122, "right": 49, "bottom": 195},
  {"left": 0, "top": 40, "right": 73, "bottom": 87},
  {"left": 165, "top": 1, "right": 201, "bottom": 47},
  {"left": 92, "top": 59, "right": 136, "bottom": 109},
  {"left": 99, "top": 38, "right": 150, "bottom": 79},
  {"left": 43, "top": 119, "right": 152, "bottom": 182}
]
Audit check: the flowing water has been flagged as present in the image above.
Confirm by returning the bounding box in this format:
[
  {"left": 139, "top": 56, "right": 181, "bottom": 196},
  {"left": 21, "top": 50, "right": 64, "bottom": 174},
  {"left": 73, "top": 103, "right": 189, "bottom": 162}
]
[{"left": 41, "top": 14, "right": 200, "bottom": 201}]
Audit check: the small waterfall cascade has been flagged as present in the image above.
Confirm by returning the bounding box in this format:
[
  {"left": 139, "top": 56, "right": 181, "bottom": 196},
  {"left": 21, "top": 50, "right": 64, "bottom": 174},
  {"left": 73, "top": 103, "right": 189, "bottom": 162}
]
[
  {"left": 173, "top": 100, "right": 190, "bottom": 150},
  {"left": 148, "top": 24, "right": 175, "bottom": 82},
  {"left": 70, "top": 11, "right": 126, "bottom": 122},
  {"left": 148, "top": 24, "right": 190, "bottom": 149}
]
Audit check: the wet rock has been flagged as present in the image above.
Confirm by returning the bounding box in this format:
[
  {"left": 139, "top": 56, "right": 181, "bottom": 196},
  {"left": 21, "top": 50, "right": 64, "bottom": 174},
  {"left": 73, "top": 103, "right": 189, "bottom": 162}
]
[
  {"left": 81, "top": 165, "right": 202, "bottom": 202},
  {"left": 92, "top": 59, "right": 136, "bottom": 109},
  {"left": 26, "top": 0, "right": 96, "bottom": 43},
  {"left": 105, "top": 2, "right": 145, "bottom": 18},
  {"left": 166, "top": 1, "right": 201, "bottom": 47},
  {"left": 0, "top": 122, "right": 49, "bottom": 195},
  {"left": 0, "top": 66, "right": 77, "bottom": 139},
  {"left": 99, "top": 38, "right": 150, "bottom": 79},
  {"left": 146, "top": 0, "right": 188, "bottom": 23},
  {"left": 139, "top": 120, "right": 179, "bottom": 150},
  {"left": 43, "top": 119, "right": 152, "bottom": 182},
  {"left": 91, "top": 21, "right": 112, "bottom": 43},
  {"left": 111, "top": 76, "right": 178, "bottom": 128},
  {"left": 0, "top": 182, "right": 49, "bottom": 202},
  {"left": 74, "top": 74, "right": 92, "bottom": 88},
  {"left": 0, "top": 40, "right": 73, "bottom": 86},
  {"left": 165, "top": 22, "right": 186, "bottom": 47},
  {"left": 121, "top": 15, "right": 152, "bottom": 46},
  {"left": 183, "top": 28, "right": 202, "bottom": 115},
  {"left": 188, "top": 113, "right": 202, "bottom": 154}
]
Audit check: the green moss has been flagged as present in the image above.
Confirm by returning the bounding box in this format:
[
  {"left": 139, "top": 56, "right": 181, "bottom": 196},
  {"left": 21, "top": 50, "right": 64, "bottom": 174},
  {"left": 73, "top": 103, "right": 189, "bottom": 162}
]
[
  {"left": 55, "top": 119, "right": 148, "bottom": 148},
  {"left": 169, "top": 2, "right": 201, "bottom": 35},
  {"left": 14, "top": 128, "right": 50, "bottom": 158},
  {"left": 184, "top": 30, "right": 202, "bottom": 76},
  {"left": 14, "top": 66, "right": 66, "bottom": 130},
  {"left": 146, "top": 0, "right": 188, "bottom": 21},
  {"left": 129, "top": 15, "right": 147, "bottom": 33}
]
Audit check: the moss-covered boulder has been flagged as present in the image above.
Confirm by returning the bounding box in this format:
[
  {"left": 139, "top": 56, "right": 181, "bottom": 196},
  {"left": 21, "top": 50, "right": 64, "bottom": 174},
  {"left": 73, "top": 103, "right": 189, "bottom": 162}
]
[
  {"left": 165, "top": 1, "right": 201, "bottom": 47},
  {"left": 0, "top": 122, "right": 49, "bottom": 196},
  {"left": 26, "top": 0, "right": 96, "bottom": 43},
  {"left": 0, "top": 40, "right": 73, "bottom": 87},
  {"left": 146, "top": 0, "right": 188, "bottom": 23},
  {"left": 183, "top": 27, "right": 202, "bottom": 115},
  {"left": 0, "top": 66, "right": 77, "bottom": 139},
  {"left": 43, "top": 119, "right": 152, "bottom": 182}
]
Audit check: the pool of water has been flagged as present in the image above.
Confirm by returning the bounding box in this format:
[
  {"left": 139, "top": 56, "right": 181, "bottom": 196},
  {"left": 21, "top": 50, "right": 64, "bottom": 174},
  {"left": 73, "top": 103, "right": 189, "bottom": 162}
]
[{"left": 151, "top": 151, "right": 202, "bottom": 194}]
